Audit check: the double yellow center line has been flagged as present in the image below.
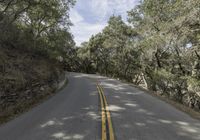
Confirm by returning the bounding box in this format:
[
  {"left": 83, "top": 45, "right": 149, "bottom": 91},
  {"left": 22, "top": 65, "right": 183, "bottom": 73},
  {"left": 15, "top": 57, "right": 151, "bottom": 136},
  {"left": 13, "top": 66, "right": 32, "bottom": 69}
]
[{"left": 97, "top": 82, "right": 115, "bottom": 140}]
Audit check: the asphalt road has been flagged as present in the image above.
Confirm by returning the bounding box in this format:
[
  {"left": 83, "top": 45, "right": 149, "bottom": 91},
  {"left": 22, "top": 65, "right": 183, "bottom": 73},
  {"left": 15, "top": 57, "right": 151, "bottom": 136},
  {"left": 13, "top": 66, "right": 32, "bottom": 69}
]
[{"left": 0, "top": 73, "right": 200, "bottom": 140}]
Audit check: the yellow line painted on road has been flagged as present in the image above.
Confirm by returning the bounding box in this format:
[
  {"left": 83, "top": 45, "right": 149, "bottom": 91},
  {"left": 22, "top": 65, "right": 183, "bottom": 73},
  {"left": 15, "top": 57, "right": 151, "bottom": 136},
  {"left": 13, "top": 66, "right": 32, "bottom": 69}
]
[
  {"left": 97, "top": 85, "right": 107, "bottom": 140},
  {"left": 97, "top": 82, "right": 115, "bottom": 140},
  {"left": 99, "top": 85, "right": 115, "bottom": 140}
]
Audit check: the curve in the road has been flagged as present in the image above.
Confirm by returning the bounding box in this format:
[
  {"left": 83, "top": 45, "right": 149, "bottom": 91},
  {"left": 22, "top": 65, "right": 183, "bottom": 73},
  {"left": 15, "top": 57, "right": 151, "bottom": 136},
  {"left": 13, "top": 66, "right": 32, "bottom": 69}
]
[{"left": 0, "top": 73, "right": 200, "bottom": 140}]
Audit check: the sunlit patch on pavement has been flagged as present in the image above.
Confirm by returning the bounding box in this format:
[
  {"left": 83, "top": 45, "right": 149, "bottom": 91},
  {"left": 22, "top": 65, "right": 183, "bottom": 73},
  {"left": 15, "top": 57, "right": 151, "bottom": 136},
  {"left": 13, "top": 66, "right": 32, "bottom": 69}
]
[
  {"left": 158, "top": 119, "right": 172, "bottom": 124},
  {"left": 52, "top": 132, "right": 65, "bottom": 138},
  {"left": 176, "top": 121, "right": 189, "bottom": 126},
  {"left": 135, "top": 122, "right": 146, "bottom": 126},
  {"left": 86, "top": 111, "right": 99, "bottom": 120},
  {"left": 107, "top": 105, "right": 125, "bottom": 112},
  {"left": 52, "top": 132, "right": 85, "bottom": 140},
  {"left": 175, "top": 121, "right": 200, "bottom": 136},
  {"left": 125, "top": 103, "right": 138, "bottom": 107},
  {"left": 40, "top": 119, "right": 63, "bottom": 128},
  {"left": 125, "top": 91, "right": 143, "bottom": 95},
  {"left": 62, "top": 116, "right": 74, "bottom": 120},
  {"left": 101, "top": 83, "right": 125, "bottom": 90},
  {"left": 114, "top": 95, "right": 120, "bottom": 98}
]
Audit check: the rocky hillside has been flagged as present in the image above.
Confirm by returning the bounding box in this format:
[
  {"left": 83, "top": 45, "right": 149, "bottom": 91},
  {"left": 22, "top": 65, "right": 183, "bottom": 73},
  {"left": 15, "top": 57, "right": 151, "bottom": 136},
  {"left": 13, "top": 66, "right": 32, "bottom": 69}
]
[{"left": 0, "top": 45, "right": 64, "bottom": 123}]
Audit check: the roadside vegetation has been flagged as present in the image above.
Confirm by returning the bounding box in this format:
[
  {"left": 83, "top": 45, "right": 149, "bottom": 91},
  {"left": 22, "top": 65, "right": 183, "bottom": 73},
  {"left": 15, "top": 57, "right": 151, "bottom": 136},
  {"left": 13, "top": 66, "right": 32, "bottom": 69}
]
[
  {"left": 75, "top": 0, "right": 200, "bottom": 111},
  {"left": 0, "top": 0, "right": 199, "bottom": 123},
  {"left": 0, "top": 0, "right": 75, "bottom": 123}
]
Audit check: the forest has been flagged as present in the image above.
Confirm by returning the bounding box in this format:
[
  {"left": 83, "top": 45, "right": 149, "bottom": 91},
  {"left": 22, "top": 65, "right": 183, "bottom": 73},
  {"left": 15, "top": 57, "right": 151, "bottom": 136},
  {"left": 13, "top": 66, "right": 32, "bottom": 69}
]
[
  {"left": 0, "top": 0, "right": 76, "bottom": 122},
  {"left": 74, "top": 0, "right": 200, "bottom": 110},
  {"left": 0, "top": 0, "right": 200, "bottom": 121}
]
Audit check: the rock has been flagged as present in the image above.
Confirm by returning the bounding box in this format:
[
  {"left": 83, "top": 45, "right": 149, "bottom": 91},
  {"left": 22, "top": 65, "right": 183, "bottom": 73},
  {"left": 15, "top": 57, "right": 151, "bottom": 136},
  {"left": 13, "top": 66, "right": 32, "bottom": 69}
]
[{"left": 40, "top": 87, "right": 45, "bottom": 91}]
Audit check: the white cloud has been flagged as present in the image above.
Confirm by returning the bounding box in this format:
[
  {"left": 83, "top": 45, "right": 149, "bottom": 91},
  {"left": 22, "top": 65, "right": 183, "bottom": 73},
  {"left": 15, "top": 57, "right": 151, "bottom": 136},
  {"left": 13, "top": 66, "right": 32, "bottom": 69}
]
[
  {"left": 90, "top": 0, "right": 109, "bottom": 22},
  {"left": 70, "top": 8, "right": 106, "bottom": 46},
  {"left": 70, "top": 9, "right": 83, "bottom": 24},
  {"left": 88, "top": 0, "right": 139, "bottom": 21},
  {"left": 70, "top": 21, "right": 106, "bottom": 46},
  {"left": 70, "top": 0, "right": 139, "bottom": 46}
]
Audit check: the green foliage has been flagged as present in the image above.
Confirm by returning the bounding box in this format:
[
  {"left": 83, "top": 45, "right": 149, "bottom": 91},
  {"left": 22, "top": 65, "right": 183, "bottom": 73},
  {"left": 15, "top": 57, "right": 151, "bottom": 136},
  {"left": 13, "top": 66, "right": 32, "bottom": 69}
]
[
  {"left": 188, "top": 77, "right": 200, "bottom": 94},
  {"left": 77, "top": 0, "right": 200, "bottom": 109},
  {"left": 0, "top": 0, "right": 76, "bottom": 63}
]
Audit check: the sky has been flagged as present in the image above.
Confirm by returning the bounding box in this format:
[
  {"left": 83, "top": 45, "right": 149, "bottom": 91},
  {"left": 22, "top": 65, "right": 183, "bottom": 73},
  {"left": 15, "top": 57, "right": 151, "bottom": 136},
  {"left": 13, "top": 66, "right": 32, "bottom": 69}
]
[{"left": 69, "top": 0, "right": 139, "bottom": 46}]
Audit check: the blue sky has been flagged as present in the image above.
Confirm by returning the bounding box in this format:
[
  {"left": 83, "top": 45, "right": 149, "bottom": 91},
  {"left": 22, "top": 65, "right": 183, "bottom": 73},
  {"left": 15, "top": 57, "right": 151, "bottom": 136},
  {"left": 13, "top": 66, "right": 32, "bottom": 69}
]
[{"left": 69, "top": 0, "right": 139, "bottom": 46}]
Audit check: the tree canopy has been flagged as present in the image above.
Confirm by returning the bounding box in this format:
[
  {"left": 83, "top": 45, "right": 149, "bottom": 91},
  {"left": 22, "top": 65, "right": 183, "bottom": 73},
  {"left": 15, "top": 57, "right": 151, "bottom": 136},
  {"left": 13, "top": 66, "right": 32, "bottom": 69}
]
[
  {"left": 0, "top": 0, "right": 76, "bottom": 63},
  {"left": 76, "top": 0, "right": 200, "bottom": 110}
]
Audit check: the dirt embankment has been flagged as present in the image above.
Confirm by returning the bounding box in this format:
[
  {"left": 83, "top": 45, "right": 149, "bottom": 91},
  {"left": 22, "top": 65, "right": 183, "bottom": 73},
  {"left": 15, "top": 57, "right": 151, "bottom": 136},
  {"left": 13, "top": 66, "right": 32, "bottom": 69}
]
[{"left": 0, "top": 46, "right": 65, "bottom": 124}]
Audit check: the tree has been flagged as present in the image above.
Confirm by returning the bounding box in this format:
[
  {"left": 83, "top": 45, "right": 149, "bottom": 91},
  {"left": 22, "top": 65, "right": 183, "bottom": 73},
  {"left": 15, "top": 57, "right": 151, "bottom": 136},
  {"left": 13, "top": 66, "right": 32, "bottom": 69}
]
[
  {"left": 77, "top": 0, "right": 200, "bottom": 110},
  {"left": 0, "top": 0, "right": 76, "bottom": 63}
]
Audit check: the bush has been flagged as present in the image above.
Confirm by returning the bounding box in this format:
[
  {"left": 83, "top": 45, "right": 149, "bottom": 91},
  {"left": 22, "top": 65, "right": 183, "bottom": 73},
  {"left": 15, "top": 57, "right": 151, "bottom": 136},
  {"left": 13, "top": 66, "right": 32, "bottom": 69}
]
[
  {"left": 146, "top": 69, "right": 188, "bottom": 102},
  {"left": 187, "top": 77, "right": 200, "bottom": 96}
]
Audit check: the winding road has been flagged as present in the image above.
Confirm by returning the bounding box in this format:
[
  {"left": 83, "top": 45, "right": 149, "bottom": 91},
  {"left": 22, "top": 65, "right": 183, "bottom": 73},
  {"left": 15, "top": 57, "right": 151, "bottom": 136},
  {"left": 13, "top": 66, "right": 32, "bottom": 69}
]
[{"left": 0, "top": 73, "right": 200, "bottom": 140}]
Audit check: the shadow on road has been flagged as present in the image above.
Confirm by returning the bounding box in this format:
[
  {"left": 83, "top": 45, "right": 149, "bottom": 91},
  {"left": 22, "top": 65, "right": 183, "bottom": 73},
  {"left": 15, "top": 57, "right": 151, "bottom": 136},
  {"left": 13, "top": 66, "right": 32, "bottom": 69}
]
[
  {"left": 0, "top": 73, "right": 200, "bottom": 140},
  {"left": 39, "top": 105, "right": 100, "bottom": 140},
  {"left": 99, "top": 77, "right": 200, "bottom": 140}
]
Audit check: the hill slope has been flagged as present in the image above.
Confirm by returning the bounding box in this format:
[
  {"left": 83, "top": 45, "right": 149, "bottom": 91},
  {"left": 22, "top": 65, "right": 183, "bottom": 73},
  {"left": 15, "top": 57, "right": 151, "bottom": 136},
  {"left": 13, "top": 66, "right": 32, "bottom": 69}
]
[{"left": 0, "top": 46, "right": 64, "bottom": 123}]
